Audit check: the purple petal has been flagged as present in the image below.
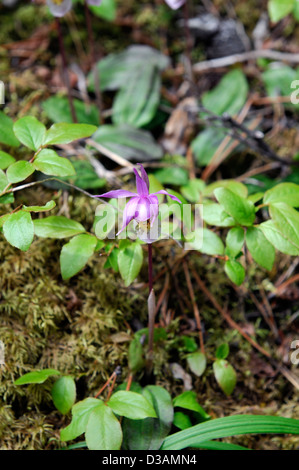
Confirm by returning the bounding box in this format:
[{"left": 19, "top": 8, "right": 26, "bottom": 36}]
[
  {"left": 138, "top": 163, "right": 149, "bottom": 192},
  {"left": 116, "top": 197, "right": 140, "bottom": 235},
  {"left": 134, "top": 168, "right": 149, "bottom": 197},
  {"left": 164, "top": 0, "right": 186, "bottom": 10},
  {"left": 151, "top": 190, "right": 182, "bottom": 203},
  {"left": 148, "top": 195, "right": 159, "bottom": 226},
  {"left": 93, "top": 189, "right": 137, "bottom": 199},
  {"left": 134, "top": 196, "right": 159, "bottom": 223},
  {"left": 46, "top": 0, "right": 72, "bottom": 17}
]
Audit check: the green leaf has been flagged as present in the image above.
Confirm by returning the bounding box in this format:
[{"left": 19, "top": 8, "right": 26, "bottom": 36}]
[
  {"left": 34, "top": 216, "right": 85, "bottom": 239},
  {"left": 263, "top": 182, "right": 299, "bottom": 207},
  {"left": 203, "top": 180, "right": 248, "bottom": 198},
  {"left": 91, "top": 124, "right": 163, "bottom": 162},
  {"left": 23, "top": 200, "right": 56, "bottom": 213},
  {"left": 191, "top": 128, "right": 226, "bottom": 166},
  {"left": 33, "top": 149, "right": 75, "bottom": 177},
  {"left": 268, "top": 0, "right": 294, "bottom": 22},
  {"left": 246, "top": 226, "right": 275, "bottom": 271},
  {"left": 224, "top": 260, "right": 245, "bottom": 285},
  {"left": 108, "top": 391, "right": 157, "bottom": 419},
  {"left": 51, "top": 376, "right": 76, "bottom": 415},
  {"left": 180, "top": 179, "right": 205, "bottom": 202},
  {"left": 128, "top": 337, "right": 145, "bottom": 372},
  {"left": 192, "top": 440, "right": 250, "bottom": 450},
  {"left": 60, "top": 398, "right": 102, "bottom": 441},
  {"left": 3, "top": 210, "right": 34, "bottom": 251},
  {"left": 42, "top": 96, "right": 99, "bottom": 126},
  {"left": 85, "top": 404, "right": 122, "bottom": 450},
  {"left": 214, "top": 187, "right": 255, "bottom": 226},
  {"left": 60, "top": 234, "right": 98, "bottom": 280},
  {"left": 186, "top": 351, "right": 207, "bottom": 377},
  {"left": 213, "top": 359, "right": 237, "bottom": 396},
  {"left": 202, "top": 69, "right": 248, "bottom": 116},
  {"left": 225, "top": 227, "right": 244, "bottom": 258},
  {"left": 173, "top": 391, "right": 210, "bottom": 420},
  {"left": 43, "top": 123, "right": 97, "bottom": 146},
  {"left": 14, "top": 368, "right": 61, "bottom": 385},
  {"left": 202, "top": 203, "right": 236, "bottom": 227},
  {"left": 215, "top": 343, "right": 229, "bottom": 360},
  {"left": 269, "top": 202, "right": 299, "bottom": 249},
  {"left": 118, "top": 241, "right": 143, "bottom": 286},
  {"left": 154, "top": 166, "right": 189, "bottom": 186},
  {"left": 260, "top": 220, "right": 299, "bottom": 256},
  {"left": 0, "top": 169, "right": 8, "bottom": 192},
  {"left": 173, "top": 412, "right": 192, "bottom": 430},
  {"left": 188, "top": 227, "right": 224, "bottom": 255},
  {"left": 0, "top": 111, "right": 20, "bottom": 147},
  {"left": 112, "top": 63, "right": 161, "bottom": 128},
  {"left": 94, "top": 204, "right": 116, "bottom": 239},
  {"left": 0, "top": 150, "right": 16, "bottom": 169},
  {"left": 13, "top": 116, "right": 46, "bottom": 151},
  {"left": 89, "top": 0, "right": 116, "bottom": 21},
  {"left": 122, "top": 386, "right": 173, "bottom": 450},
  {"left": 6, "top": 161, "right": 35, "bottom": 183},
  {"left": 161, "top": 414, "right": 299, "bottom": 450}
]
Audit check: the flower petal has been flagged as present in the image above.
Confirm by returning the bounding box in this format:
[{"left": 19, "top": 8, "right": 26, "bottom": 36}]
[
  {"left": 93, "top": 189, "right": 137, "bottom": 199},
  {"left": 148, "top": 195, "right": 159, "bottom": 226},
  {"left": 134, "top": 168, "right": 149, "bottom": 197},
  {"left": 46, "top": 0, "right": 72, "bottom": 17},
  {"left": 164, "top": 0, "right": 186, "bottom": 10},
  {"left": 138, "top": 163, "right": 149, "bottom": 192},
  {"left": 151, "top": 190, "right": 182, "bottom": 203},
  {"left": 116, "top": 197, "right": 140, "bottom": 235},
  {"left": 87, "top": 0, "right": 103, "bottom": 5}
]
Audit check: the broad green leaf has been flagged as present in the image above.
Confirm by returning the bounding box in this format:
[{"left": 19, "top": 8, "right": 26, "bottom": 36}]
[
  {"left": 85, "top": 404, "right": 122, "bottom": 450},
  {"left": 42, "top": 96, "right": 99, "bottom": 126},
  {"left": 43, "top": 123, "right": 97, "bottom": 146},
  {"left": 202, "top": 203, "right": 236, "bottom": 227},
  {"left": 188, "top": 227, "right": 224, "bottom": 255},
  {"left": 203, "top": 180, "right": 248, "bottom": 198},
  {"left": 122, "top": 386, "right": 173, "bottom": 450},
  {"left": 60, "top": 234, "right": 97, "bottom": 280},
  {"left": 128, "top": 337, "right": 145, "bottom": 372},
  {"left": 33, "top": 149, "right": 75, "bottom": 177},
  {"left": 214, "top": 187, "right": 255, "bottom": 226},
  {"left": 186, "top": 351, "right": 207, "bottom": 377},
  {"left": 108, "top": 391, "right": 157, "bottom": 419},
  {"left": 246, "top": 226, "right": 275, "bottom": 271},
  {"left": 34, "top": 216, "right": 85, "bottom": 239},
  {"left": 294, "top": 0, "right": 299, "bottom": 20},
  {"left": 173, "top": 391, "right": 210, "bottom": 420},
  {"left": 51, "top": 376, "right": 76, "bottom": 415},
  {"left": 262, "top": 65, "right": 299, "bottom": 110},
  {"left": 89, "top": 0, "right": 116, "bottom": 21},
  {"left": 118, "top": 241, "right": 143, "bottom": 286},
  {"left": 154, "top": 166, "right": 189, "bottom": 186},
  {"left": 269, "top": 202, "right": 299, "bottom": 249},
  {"left": 215, "top": 343, "right": 229, "bottom": 360},
  {"left": 112, "top": 64, "right": 161, "bottom": 128},
  {"left": 65, "top": 159, "right": 105, "bottom": 189},
  {"left": 0, "top": 150, "right": 15, "bottom": 169},
  {"left": 260, "top": 220, "right": 299, "bottom": 256},
  {"left": 173, "top": 412, "right": 192, "bottom": 430},
  {"left": 23, "top": 200, "right": 56, "bottom": 213},
  {"left": 3, "top": 210, "right": 34, "bottom": 251},
  {"left": 268, "top": 0, "right": 295, "bottom": 22},
  {"left": 202, "top": 69, "right": 248, "bottom": 116},
  {"left": 191, "top": 128, "right": 226, "bottom": 166},
  {"left": 0, "top": 111, "right": 19, "bottom": 147},
  {"left": 213, "top": 359, "right": 237, "bottom": 396},
  {"left": 0, "top": 193, "right": 14, "bottom": 204},
  {"left": 14, "top": 368, "right": 61, "bottom": 385},
  {"left": 60, "top": 398, "right": 102, "bottom": 441},
  {"left": 224, "top": 260, "right": 245, "bottom": 285},
  {"left": 161, "top": 414, "right": 299, "bottom": 450},
  {"left": 263, "top": 182, "right": 299, "bottom": 207},
  {"left": 91, "top": 124, "right": 163, "bottom": 162},
  {"left": 180, "top": 179, "right": 205, "bottom": 202},
  {"left": 0, "top": 169, "right": 8, "bottom": 192},
  {"left": 225, "top": 227, "right": 244, "bottom": 258},
  {"left": 13, "top": 116, "right": 46, "bottom": 151},
  {"left": 6, "top": 161, "right": 34, "bottom": 183}
]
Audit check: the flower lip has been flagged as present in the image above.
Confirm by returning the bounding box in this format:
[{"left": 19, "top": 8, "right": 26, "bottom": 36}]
[{"left": 46, "top": 0, "right": 72, "bottom": 17}]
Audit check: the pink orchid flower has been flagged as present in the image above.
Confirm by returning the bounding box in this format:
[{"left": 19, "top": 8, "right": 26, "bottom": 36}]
[
  {"left": 95, "top": 163, "right": 181, "bottom": 236},
  {"left": 46, "top": 0, "right": 72, "bottom": 17},
  {"left": 164, "top": 0, "right": 186, "bottom": 10}
]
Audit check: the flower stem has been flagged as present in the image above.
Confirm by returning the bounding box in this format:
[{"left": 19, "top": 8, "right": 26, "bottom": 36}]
[
  {"left": 56, "top": 17, "right": 77, "bottom": 123},
  {"left": 84, "top": 0, "right": 104, "bottom": 125},
  {"left": 147, "top": 244, "right": 156, "bottom": 373}
]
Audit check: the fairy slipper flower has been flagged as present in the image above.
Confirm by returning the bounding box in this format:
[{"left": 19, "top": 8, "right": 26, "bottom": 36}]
[
  {"left": 95, "top": 163, "right": 181, "bottom": 239},
  {"left": 164, "top": 0, "right": 186, "bottom": 10},
  {"left": 46, "top": 0, "right": 72, "bottom": 17}
]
